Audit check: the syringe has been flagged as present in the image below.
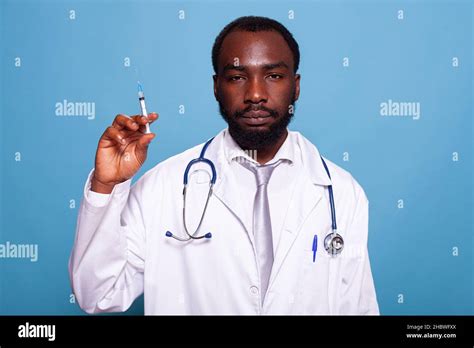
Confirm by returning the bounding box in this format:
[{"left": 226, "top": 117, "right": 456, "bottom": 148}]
[{"left": 138, "top": 81, "right": 151, "bottom": 134}]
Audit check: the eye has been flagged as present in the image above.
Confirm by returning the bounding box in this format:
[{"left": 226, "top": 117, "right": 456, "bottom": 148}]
[
  {"left": 229, "top": 75, "right": 245, "bottom": 81},
  {"left": 268, "top": 74, "right": 283, "bottom": 80}
]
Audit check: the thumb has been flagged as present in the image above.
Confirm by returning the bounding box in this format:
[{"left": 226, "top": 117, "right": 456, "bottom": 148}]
[{"left": 136, "top": 133, "right": 156, "bottom": 151}]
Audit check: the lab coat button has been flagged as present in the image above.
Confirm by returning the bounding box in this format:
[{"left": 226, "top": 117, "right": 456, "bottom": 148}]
[{"left": 250, "top": 286, "right": 259, "bottom": 295}]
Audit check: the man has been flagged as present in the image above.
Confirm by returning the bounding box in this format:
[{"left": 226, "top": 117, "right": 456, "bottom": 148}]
[{"left": 69, "top": 16, "right": 379, "bottom": 315}]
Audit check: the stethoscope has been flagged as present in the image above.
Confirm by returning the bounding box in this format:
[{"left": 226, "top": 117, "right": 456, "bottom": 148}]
[{"left": 165, "top": 137, "right": 344, "bottom": 256}]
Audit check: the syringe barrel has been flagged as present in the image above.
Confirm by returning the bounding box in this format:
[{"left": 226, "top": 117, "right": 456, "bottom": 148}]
[{"left": 139, "top": 98, "right": 148, "bottom": 116}]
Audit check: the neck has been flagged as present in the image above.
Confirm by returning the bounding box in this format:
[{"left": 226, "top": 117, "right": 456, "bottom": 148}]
[{"left": 253, "top": 129, "right": 288, "bottom": 165}]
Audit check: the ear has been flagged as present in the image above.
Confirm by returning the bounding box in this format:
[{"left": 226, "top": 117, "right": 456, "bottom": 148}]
[
  {"left": 213, "top": 75, "right": 218, "bottom": 100},
  {"left": 294, "top": 74, "right": 301, "bottom": 101}
]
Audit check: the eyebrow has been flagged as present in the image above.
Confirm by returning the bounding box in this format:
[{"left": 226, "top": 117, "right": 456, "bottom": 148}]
[{"left": 222, "top": 61, "right": 290, "bottom": 73}]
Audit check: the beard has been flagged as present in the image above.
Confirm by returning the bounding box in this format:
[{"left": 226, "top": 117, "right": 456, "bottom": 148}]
[{"left": 218, "top": 93, "right": 296, "bottom": 151}]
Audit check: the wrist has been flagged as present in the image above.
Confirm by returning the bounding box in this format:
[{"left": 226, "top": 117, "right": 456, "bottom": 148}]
[{"left": 91, "top": 176, "right": 116, "bottom": 194}]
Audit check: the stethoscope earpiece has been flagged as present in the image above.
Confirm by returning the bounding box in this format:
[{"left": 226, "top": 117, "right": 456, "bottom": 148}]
[{"left": 165, "top": 230, "right": 212, "bottom": 240}]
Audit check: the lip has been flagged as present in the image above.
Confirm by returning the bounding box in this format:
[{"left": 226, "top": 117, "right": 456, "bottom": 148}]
[
  {"left": 241, "top": 115, "right": 272, "bottom": 126},
  {"left": 243, "top": 110, "right": 271, "bottom": 118}
]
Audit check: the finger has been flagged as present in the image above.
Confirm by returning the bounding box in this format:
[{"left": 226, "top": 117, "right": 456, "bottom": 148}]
[
  {"left": 130, "top": 112, "right": 159, "bottom": 125},
  {"left": 129, "top": 115, "right": 149, "bottom": 134},
  {"left": 112, "top": 114, "right": 139, "bottom": 131},
  {"left": 103, "top": 126, "right": 126, "bottom": 145},
  {"left": 136, "top": 133, "right": 156, "bottom": 150},
  {"left": 147, "top": 112, "right": 159, "bottom": 124},
  {"left": 130, "top": 113, "right": 158, "bottom": 134},
  {"left": 130, "top": 115, "right": 150, "bottom": 126}
]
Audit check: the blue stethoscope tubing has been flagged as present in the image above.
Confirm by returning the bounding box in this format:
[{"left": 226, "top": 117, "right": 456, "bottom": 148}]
[
  {"left": 165, "top": 137, "right": 216, "bottom": 241},
  {"left": 165, "top": 137, "right": 344, "bottom": 256},
  {"left": 320, "top": 157, "right": 344, "bottom": 256}
]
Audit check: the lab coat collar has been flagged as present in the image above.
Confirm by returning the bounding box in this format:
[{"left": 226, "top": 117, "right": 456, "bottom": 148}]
[
  {"left": 223, "top": 128, "right": 295, "bottom": 166},
  {"left": 293, "top": 131, "right": 333, "bottom": 187},
  {"left": 220, "top": 127, "right": 332, "bottom": 187},
  {"left": 206, "top": 128, "right": 334, "bottom": 215}
]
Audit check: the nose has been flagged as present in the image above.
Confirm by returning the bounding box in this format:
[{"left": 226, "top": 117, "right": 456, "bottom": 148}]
[{"left": 244, "top": 76, "right": 268, "bottom": 104}]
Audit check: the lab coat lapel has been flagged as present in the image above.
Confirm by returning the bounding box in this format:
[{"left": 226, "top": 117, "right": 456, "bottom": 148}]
[
  {"left": 207, "top": 131, "right": 254, "bottom": 245},
  {"left": 268, "top": 171, "right": 324, "bottom": 291},
  {"left": 267, "top": 131, "right": 332, "bottom": 293}
]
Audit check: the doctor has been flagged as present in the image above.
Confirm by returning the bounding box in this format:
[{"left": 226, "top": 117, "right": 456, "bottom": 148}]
[{"left": 69, "top": 16, "right": 379, "bottom": 315}]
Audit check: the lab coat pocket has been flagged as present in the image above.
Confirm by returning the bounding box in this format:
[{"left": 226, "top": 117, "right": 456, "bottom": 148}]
[
  {"left": 337, "top": 247, "right": 365, "bottom": 298},
  {"left": 295, "top": 241, "right": 333, "bottom": 314},
  {"left": 302, "top": 240, "right": 365, "bottom": 312}
]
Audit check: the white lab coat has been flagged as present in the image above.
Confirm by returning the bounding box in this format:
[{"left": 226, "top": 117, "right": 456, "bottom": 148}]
[{"left": 69, "top": 129, "right": 379, "bottom": 315}]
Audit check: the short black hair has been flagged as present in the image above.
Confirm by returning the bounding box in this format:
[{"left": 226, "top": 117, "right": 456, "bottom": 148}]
[{"left": 212, "top": 16, "right": 300, "bottom": 74}]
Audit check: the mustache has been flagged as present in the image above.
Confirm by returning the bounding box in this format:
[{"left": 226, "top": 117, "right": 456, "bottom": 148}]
[{"left": 235, "top": 105, "right": 279, "bottom": 118}]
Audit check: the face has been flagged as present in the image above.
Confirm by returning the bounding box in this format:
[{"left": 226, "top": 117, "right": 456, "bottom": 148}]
[{"left": 213, "top": 30, "right": 300, "bottom": 150}]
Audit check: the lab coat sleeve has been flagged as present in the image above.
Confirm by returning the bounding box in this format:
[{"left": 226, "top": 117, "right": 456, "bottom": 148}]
[
  {"left": 68, "top": 168, "right": 147, "bottom": 314},
  {"left": 86, "top": 189, "right": 111, "bottom": 207},
  {"left": 336, "top": 184, "right": 380, "bottom": 315}
]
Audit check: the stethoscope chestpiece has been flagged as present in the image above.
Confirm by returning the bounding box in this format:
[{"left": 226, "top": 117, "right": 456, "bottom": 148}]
[{"left": 324, "top": 230, "right": 344, "bottom": 257}]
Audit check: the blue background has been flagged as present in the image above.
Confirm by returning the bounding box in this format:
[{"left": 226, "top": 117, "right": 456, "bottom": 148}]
[{"left": 0, "top": 0, "right": 472, "bottom": 315}]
